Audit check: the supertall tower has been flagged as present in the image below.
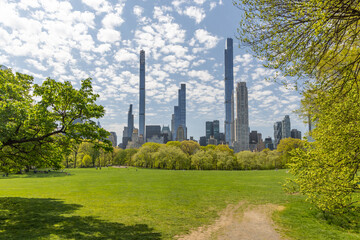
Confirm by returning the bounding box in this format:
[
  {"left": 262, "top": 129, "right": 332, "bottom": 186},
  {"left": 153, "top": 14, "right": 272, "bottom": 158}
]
[
  {"left": 235, "top": 82, "right": 249, "bottom": 151},
  {"left": 139, "top": 50, "right": 145, "bottom": 137},
  {"left": 224, "top": 38, "right": 234, "bottom": 146},
  {"left": 127, "top": 104, "right": 134, "bottom": 140},
  {"left": 172, "top": 84, "right": 186, "bottom": 140}
]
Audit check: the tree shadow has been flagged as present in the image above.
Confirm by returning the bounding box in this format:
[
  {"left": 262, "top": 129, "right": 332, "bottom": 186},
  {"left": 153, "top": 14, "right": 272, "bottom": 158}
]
[
  {"left": 1, "top": 171, "right": 72, "bottom": 179},
  {"left": 0, "top": 197, "right": 161, "bottom": 240}
]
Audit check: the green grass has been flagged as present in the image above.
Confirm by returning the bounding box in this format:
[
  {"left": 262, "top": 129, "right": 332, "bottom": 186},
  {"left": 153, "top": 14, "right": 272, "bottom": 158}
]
[{"left": 0, "top": 168, "right": 359, "bottom": 239}]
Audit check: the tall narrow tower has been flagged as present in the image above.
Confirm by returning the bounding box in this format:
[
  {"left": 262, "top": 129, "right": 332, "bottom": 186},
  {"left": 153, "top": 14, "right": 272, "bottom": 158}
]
[
  {"left": 127, "top": 104, "right": 134, "bottom": 140},
  {"left": 224, "top": 38, "right": 234, "bottom": 146},
  {"left": 139, "top": 50, "right": 145, "bottom": 137},
  {"left": 172, "top": 84, "right": 187, "bottom": 140},
  {"left": 235, "top": 82, "right": 249, "bottom": 151}
]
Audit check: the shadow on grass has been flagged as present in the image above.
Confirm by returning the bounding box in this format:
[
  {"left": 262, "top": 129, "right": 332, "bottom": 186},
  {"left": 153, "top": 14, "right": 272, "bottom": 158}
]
[
  {"left": 0, "top": 197, "right": 161, "bottom": 240},
  {"left": 0, "top": 171, "right": 72, "bottom": 179}
]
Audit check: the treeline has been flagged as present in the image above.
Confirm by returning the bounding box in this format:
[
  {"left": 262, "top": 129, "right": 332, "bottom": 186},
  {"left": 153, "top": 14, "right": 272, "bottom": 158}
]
[{"left": 63, "top": 139, "right": 303, "bottom": 170}]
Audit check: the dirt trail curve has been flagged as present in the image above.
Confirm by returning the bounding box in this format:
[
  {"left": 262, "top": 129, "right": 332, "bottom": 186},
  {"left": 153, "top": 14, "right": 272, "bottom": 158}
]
[{"left": 177, "top": 202, "right": 287, "bottom": 240}]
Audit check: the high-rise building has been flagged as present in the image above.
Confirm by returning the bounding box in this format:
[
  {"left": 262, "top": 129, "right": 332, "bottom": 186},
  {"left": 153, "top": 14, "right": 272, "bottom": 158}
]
[
  {"left": 274, "top": 121, "right": 282, "bottom": 148},
  {"left": 108, "top": 132, "right": 117, "bottom": 147},
  {"left": 264, "top": 137, "right": 274, "bottom": 150},
  {"left": 146, "top": 125, "right": 162, "bottom": 142},
  {"left": 127, "top": 104, "right": 134, "bottom": 141},
  {"left": 199, "top": 136, "right": 207, "bottom": 146},
  {"left": 206, "top": 121, "right": 213, "bottom": 141},
  {"left": 121, "top": 126, "right": 129, "bottom": 149},
  {"left": 139, "top": 50, "right": 145, "bottom": 138},
  {"left": 213, "top": 120, "right": 220, "bottom": 142},
  {"left": 176, "top": 125, "right": 185, "bottom": 142},
  {"left": 173, "top": 84, "right": 186, "bottom": 140},
  {"left": 162, "top": 125, "right": 172, "bottom": 143},
  {"left": 224, "top": 38, "right": 234, "bottom": 146},
  {"left": 282, "top": 115, "right": 291, "bottom": 139},
  {"left": 291, "top": 129, "right": 302, "bottom": 139},
  {"left": 234, "top": 82, "right": 249, "bottom": 152},
  {"left": 249, "top": 130, "right": 258, "bottom": 144}
]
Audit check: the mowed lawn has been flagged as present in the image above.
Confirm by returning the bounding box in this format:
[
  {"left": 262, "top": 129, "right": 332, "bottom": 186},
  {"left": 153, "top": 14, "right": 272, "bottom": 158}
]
[{"left": 0, "top": 168, "right": 359, "bottom": 240}]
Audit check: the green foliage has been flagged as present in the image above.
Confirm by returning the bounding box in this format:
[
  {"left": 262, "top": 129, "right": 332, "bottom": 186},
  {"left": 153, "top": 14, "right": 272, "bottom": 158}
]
[
  {"left": 235, "top": 0, "right": 360, "bottom": 213},
  {"left": 0, "top": 69, "right": 112, "bottom": 173},
  {"left": 166, "top": 141, "right": 181, "bottom": 148},
  {"left": 180, "top": 140, "right": 200, "bottom": 155},
  {"left": 234, "top": 0, "right": 360, "bottom": 90},
  {"left": 81, "top": 154, "right": 92, "bottom": 168},
  {"left": 288, "top": 84, "right": 360, "bottom": 213},
  {"left": 154, "top": 145, "right": 189, "bottom": 170}
]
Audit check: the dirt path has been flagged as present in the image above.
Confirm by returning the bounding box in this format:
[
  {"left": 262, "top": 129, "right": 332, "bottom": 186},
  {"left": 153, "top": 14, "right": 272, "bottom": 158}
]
[{"left": 177, "top": 202, "right": 287, "bottom": 240}]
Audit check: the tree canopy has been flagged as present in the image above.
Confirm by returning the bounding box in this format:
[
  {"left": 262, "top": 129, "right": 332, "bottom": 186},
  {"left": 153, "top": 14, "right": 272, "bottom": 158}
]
[
  {"left": 0, "top": 68, "right": 112, "bottom": 173},
  {"left": 234, "top": 0, "right": 360, "bottom": 91}
]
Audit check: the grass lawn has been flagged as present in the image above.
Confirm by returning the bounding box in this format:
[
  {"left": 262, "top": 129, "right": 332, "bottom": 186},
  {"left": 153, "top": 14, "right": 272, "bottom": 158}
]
[{"left": 0, "top": 168, "right": 359, "bottom": 239}]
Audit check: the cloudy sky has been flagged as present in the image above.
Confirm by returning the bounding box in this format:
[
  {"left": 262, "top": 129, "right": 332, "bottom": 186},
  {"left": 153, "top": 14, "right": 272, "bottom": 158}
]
[{"left": 0, "top": 0, "right": 307, "bottom": 142}]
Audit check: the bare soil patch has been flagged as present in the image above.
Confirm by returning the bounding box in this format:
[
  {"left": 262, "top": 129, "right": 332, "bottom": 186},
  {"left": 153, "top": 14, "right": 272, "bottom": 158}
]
[{"left": 177, "top": 202, "right": 286, "bottom": 240}]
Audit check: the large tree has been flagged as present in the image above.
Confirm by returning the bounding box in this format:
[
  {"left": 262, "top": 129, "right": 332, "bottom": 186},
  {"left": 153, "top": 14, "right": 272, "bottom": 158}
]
[
  {"left": 0, "top": 68, "right": 112, "bottom": 173},
  {"left": 234, "top": 0, "right": 360, "bottom": 212},
  {"left": 234, "top": 0, "right": 360, "bottom": 91}
]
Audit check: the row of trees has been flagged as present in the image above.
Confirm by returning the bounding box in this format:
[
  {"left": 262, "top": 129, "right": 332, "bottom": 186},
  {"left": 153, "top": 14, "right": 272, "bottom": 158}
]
[{"left": 63, "top": 138, "right": 303, "bottom": 171}]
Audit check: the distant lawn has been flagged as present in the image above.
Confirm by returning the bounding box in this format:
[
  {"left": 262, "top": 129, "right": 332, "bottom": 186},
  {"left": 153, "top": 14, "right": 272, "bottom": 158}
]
[{"left": 0, "top": 168, "right": 359, "bottom": 239}]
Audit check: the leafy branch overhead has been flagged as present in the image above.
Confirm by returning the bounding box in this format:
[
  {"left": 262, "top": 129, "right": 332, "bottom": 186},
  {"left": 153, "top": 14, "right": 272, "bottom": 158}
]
[
  {"left": 234, "top": 0, "right": 360, "bottom": 91},
  {"left": 0, "top": 68, "right": 112, "bottom": 173}
]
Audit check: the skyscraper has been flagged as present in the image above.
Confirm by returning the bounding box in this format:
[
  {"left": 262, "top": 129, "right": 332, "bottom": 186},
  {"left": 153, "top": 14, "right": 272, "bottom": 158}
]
[
  {"left": 282, "top": 115, "right": 291, "bottom": 139},
  {"left": 224, "top": 38, "right": 234, "bottom": 146},
  {"left": 274, "top": 121, "right": 282, "bottom": 148},
  {"left": 234, "top": 82, "right": 249, "bottom": 151},
  {"left": 139, "top": 50, "right": 145, "bottom": 138},
  {"left": 206, "top": 121, "right": 213, "bottom": 141},
  {"left": 173, "top": 84, "right": 186, "bottom": 140},
  {"left": 127, "top": 104, "right": 134, "bottom": 141}
]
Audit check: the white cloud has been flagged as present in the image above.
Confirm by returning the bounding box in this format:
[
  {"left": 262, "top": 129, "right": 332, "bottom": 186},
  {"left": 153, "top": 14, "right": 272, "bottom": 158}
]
[
  {"left": 114, "top": 49, "right": 137, "bottom": 63},
  {"left": 194, "top": 0, "right": 207, "bottom": 4},
  {"left": 102, "top": 13, "right": 124, "bottom": 29},
  {"left": 188, "top": 70, "right": 214, "bottom": 82},
  {"left": 182, "top": 6, "right": 206, "bottom": 24},
  {"left": 97, "top": 28, "right": 121, "bottom": 43},
  {"left": 190, "top": 29, "right": 220, "bottom": 53},
  {"left": 133, "top": 5, "right": 144, "bottom": 17}
]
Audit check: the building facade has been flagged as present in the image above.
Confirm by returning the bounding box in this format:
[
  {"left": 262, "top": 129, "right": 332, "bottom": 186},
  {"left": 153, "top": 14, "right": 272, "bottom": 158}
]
[
  {"left": 127, "top": 104, "right": 134, "bottom": 141},
  {"left": 139, "top": 50, "right": 145, "bottom": 138},
  {"left": 234, "top": 82, "right": 249, "bottom": 152},
  {"left": 291, "top": 129, "right": 302, "bottom": 139},
  {"left": 282, "top": 115, "right": 291, "bottom": 139},
  {"left": 224, "top": 38, "right": 234, "bottom": 147},
  {"left": 172, "top": 84, "right": 186, "bottom": 140},
  {"left": 274, "top": 121, "right": 282, "bottom": 148},
  {"left": 146, "top": 125, "right": 161, "bottom": 142}
]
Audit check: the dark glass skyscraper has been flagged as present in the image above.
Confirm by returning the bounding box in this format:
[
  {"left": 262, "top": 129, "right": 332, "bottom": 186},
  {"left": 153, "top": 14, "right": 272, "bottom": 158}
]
[
  {"left": 127, "top": 104, "right": 134, "bottom": 140},
  {"left": 139, "top": 50, "right": 145, "bottom": 137},
  {"left": 224, "top": 38, "right": 234, "bottom": 146},
  {"left": 173, "top": 84, "right": 186, "bottom": 140}
]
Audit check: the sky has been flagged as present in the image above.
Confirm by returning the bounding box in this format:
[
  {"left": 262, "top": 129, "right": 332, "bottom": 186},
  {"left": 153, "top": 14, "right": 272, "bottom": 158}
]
[{"left": 0, "top": 0, "right": 307, "bottom": 143}]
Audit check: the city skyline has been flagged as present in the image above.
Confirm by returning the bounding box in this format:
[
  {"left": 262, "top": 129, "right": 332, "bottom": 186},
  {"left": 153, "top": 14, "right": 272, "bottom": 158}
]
[{"left": 0, "top": 0, "right": 307, "bottom": 143}]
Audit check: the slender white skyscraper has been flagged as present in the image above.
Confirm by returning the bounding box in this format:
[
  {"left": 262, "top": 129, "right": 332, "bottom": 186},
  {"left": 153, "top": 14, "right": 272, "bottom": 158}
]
[{"left": 139, "top": 50, "right": 145, "bottom": 137}]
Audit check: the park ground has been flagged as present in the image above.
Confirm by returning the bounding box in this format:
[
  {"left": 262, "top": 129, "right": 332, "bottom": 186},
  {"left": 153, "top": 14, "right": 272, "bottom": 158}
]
[{"left": 0, "top": 168, "right": 359, "bottom": 239}]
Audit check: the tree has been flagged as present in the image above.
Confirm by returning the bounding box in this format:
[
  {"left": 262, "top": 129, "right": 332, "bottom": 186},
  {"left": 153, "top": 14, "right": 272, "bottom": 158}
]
[
  {"left": 234, "top": 0, "right": 360, "bottom": 213},
  {"left": 180, "top": 140, "right": 200, "bottom": 155},
  {"left": 277, "top": 138, "right": 305, "bottom": 165},
  {"left": 0, "top": 68, "right": 112, "bottom": 173},
  {"left": 234, "top": 0, "right": 360, "bottom": 91},
  {"left": 154, "top": 145, "right": 189, "bottom": 170},
  {"left": 288, "top": 82, "right": 360, "bottom": 213}
]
